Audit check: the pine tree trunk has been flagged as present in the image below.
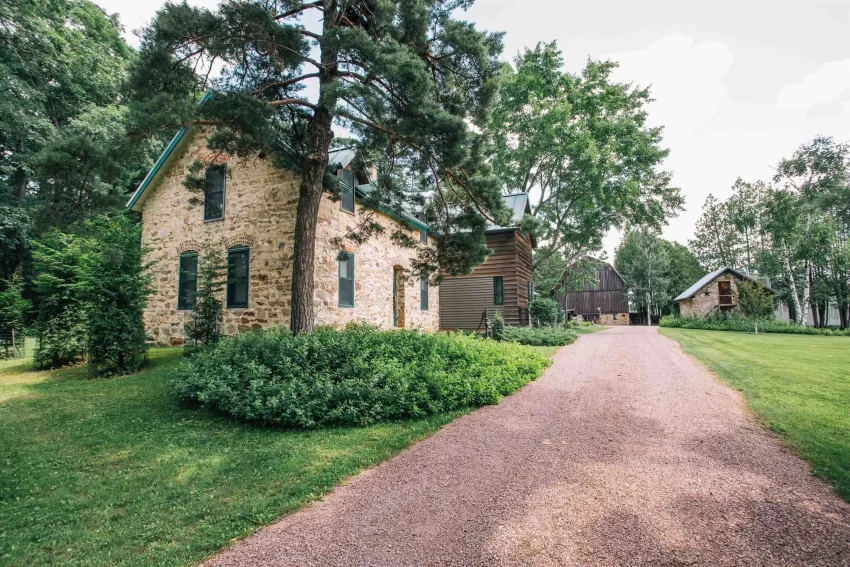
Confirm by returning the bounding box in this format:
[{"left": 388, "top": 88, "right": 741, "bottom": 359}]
[
  {"left": 289, "top": 3, "right": 338, "bottom": 335},
  {"left": 289, "top": 116, "right": 331, "bottom": 334},
  {"left": 781, "top": 239, "right": 803, "bottom": 325}
]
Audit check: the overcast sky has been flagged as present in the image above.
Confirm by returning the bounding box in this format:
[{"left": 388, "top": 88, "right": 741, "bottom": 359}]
[{"left": 96, "top": 0, "right": 850, "bottom": 258}]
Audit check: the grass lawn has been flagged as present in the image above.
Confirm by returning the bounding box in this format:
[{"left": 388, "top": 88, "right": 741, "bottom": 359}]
[
  {"left": 0, "top": 348, "right": 465, "bottom": 566},
  {"left": 660, "top": 328, "right": 850, "bottom": 501}
]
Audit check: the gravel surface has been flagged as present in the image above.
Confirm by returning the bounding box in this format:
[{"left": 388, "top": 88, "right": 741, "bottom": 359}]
[{"left": 204, "top": 326, "right": 850, "bottom": 566}]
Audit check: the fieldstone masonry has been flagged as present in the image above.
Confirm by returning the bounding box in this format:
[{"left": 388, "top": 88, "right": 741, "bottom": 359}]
[
  {"left": 678, "top": 274, "right": 740, "bottom": 317},
  {"left": 140, "top": 129, "right": 438, "bottom": 345}
]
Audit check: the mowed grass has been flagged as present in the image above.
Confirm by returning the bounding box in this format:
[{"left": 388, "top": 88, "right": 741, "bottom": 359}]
[
  {"left": 660, "top": 328, "right": 850, "bottom": 501},
  {"left": 0, "top": 348, "right": 464, "bottom": 566}
]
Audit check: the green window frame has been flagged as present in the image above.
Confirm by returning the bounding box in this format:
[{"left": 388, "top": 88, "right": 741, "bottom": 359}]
[
  {"left": 177, "top": 252, "right": 198, "bottom": 310},
  {"left": 420, "top": 274, "right": 429, "bottom": 310},
  {"left": 494, "top": 276, "right": 504, "bottom": 305},
  {"left": 527, "top": 280, "right": 534, "bottom": 301},
  {"left": 226, "top": 247, "right": 249, "bottom": 308},
  {"left": 204, "top": 166, "right": 226, "bottom": 221},
  {"left": 338, "top": 252, "right": 355, "bottom": 307},
  {"left": 340, "top": 169, "right": 355, "bottom": 213}
]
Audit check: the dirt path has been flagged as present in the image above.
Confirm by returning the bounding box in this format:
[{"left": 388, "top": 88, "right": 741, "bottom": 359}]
[{"left": 206, "top": 327, "right": 850, "bottom": 566}]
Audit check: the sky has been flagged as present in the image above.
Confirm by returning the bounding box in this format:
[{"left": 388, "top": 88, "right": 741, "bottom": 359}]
[{"left": 96, "top": 0, "right": 850, "bottom": 258}]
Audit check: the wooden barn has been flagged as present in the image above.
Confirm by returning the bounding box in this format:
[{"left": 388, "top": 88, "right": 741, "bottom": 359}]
[
  {"left": 556, "top": 260, "right": 630, "bottom": 325},
  {"left": 439, "top": 193, "right": 535, "bottom": 330}
]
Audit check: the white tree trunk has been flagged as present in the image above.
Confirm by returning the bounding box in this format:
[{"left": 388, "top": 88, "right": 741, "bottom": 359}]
[
  {"left": 781, "top": 239, "right": 803, "bottom": 325},
  {"left": 799, "top": 261, "right": 811, "bottom": 328}
]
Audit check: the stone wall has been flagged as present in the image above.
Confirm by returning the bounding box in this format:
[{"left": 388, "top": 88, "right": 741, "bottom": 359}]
[
  {"left": 598, "top": 313, "right": 630, "bottom": 326},
  {"left": 140, "top": 129, "right": 438, "bottom": 345},
  {"left": 678, "top": 274, "right": 740, "bottom": 317}
]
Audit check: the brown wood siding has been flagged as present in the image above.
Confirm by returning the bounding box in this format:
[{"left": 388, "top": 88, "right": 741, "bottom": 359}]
[
  {"left": 559, "top": 263, "right": 629, "bottom": 315},
  {"left": 440, "top": 230, "right": 529, "bottom": 329},
  {"left": 514, "top": 231, "right": 534, "bottom": 326},
  {"left": 439, "top": 278, "right": 504, "bottom": 330}
]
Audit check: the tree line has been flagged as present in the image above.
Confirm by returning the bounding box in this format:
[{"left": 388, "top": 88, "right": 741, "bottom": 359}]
[
  {"left": 1, "top": 0, "right": 684, "bottom": 373},
  {"left": 690, "top": 137, "right": 850, "bottom": 328}
]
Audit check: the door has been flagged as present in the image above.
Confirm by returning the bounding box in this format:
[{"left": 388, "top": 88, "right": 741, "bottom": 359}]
[
  {"left": 392, "top": 267, "right": 405, "bottom": 327},
  {"left": 393, "top": 271, "right": 398, "bottom": 327},
  {"left": 718, "top": 281, "right": 732, "bottom": 305}
]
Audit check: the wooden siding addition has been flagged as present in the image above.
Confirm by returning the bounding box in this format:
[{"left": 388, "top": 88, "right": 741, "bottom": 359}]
[{"left": 439, "top": 229, "right": 534, "bottom": 330}]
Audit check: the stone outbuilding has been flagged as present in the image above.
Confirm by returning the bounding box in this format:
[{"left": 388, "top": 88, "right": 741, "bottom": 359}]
[
  {"left": 127, "top": 126, "right": 438, "bottom": 345},
  {"left": 674, "top": 266, "right": 775, "bottom": 317}
]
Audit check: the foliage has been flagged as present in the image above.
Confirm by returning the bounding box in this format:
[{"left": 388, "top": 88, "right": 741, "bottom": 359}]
[
  {"left": 533, "top": 245, "right": 568, "bottom": 295},
  {"left": 661, "top": 240, "right": 705, "bottom": 313},
  {"left": 660, "top": 328, "right": 850, "bottom": 500},
  {"left": 170, "top": 324, "right": 550, "bottom": 428},
  {"left": 687, "top": 137, "right": 850, "bottom": 329},
  {"left": 0, "top": 205, "right": 31, "bottom": 280},
  {"left": 130, "top": 0, "right": 509, "bottom": 332},
  {"left": 659, "top": 314, "right": 850, "bottom": 336},
  {"left": 499, "top": 325, "right": 577, "bottom": 346},
  {"left": 615, "top": 228, "right": 669, "bottom": 317},
  {"left": 184, "top": 242, "right": 226, "bottom": 347},
  {"left": 31, "top": 231, "right": 88, "bottom": 368},
  {"left": 492, "top": 310, "right": 505, "bottom": 340},
  {"left": 489, "top": 41, "right": 682, "bottom": 269},
  {"left": 735, "top": 280, "right": 774, "bottom": 333},
  {"left": 77, "top": 216, "right": 150, "bottom": 375},
  {"left": 0, "top": 347, "right": 464, "bottom": 565},
  {"left": 0, "top": 274, "right": 31, "bottom": 338},
  {"left": 529, "top": 297, "right": 561, "bottom": 326}
]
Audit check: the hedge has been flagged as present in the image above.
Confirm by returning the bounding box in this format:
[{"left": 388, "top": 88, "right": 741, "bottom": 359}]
[
  {"left": 659, "top": 314, "right": 850, "bottom": 336},
  {"left": 500, "top": 325, "right": 578, "bottom": 346},
  {"left": 169, "top": 324, "right": 552, "bottom": 428}
]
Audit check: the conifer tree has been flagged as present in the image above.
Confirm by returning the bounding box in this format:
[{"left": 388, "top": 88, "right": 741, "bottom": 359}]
[{"left": 128, "top": 0, "right": 509, "bottom": 333}]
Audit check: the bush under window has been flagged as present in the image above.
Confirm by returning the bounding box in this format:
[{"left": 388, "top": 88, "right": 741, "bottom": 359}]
[{"left": 169, "top": 324, "right": 551, "bottom": 428}]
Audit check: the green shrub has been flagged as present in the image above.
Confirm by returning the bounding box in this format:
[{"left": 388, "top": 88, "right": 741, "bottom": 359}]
[
  {"left": 492, "top": 310, "right": 505, "bottom": 340},
  {"left": 659, "top": 314, "right": 850, "bottom": 336},
  {"left": 529, "top": 297, "right": 561, "bottom": 326},
  {"left": 169, "top": 324, "right": 551, "bottom": 428},
  {"left": 500, "top": 325, "right": 578, "bottom": 346}
]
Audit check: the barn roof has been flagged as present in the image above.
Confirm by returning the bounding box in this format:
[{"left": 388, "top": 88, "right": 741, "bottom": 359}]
[{"left": 674, "top": 266, "right": 775, "bottom": 301}]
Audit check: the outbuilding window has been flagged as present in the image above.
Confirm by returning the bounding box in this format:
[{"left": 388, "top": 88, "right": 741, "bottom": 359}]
[
  {"left": 338, "top": 252, "right": 355, "bottom": 307},
  {"left": 204, "top": 166, "right": 226, "bottom": 221},
  {"left": 177, "top": 253, "right": 198, "bottom": 310},
  {"left": 417, "top": 213, "right": 427, "bottom": 244},
  {"left": 494, "top": 276, "right": 504, "bottom": 305},
  {"left": 227, "top": 247, "right": 249, "bottom": 308}
]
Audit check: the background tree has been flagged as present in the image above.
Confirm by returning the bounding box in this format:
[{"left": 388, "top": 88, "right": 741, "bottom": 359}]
[
  {"left": 690, "top": 193, "right": 742, "bottom": 270},
  {"left": 736, "top": 280, "right": 774, "bottom": 333},
  {"left": 184, "top": 243, "right": 227, "bottom": 348},
  {"left": 0, "top": 274, "right": 31, "bottom": 354},
  {"left": 489, "top": 41, "right": 683, "bottom": 269},
  {"left": 615, "top": 228, "right": 669, "bottom": 324},
  {"left": 659, "top": 240, "right": 704, "bottom": 314},
  {"left": 78, "top": 216, "right": 151, "bottom": 375},
  {"left": 31, "top": 232, "right": 88, "bottom": 368},
  {"left": 129, "top": 0, "right": 508, "bottom": 334}
]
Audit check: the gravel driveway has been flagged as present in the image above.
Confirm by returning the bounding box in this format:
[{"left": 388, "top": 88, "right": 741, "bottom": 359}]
[{"left": 205, "top": 326, "right": 850, "bottom": 566}]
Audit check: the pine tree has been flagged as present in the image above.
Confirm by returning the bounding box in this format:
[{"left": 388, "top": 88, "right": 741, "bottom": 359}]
[
  {"left": 128, "top": 0, "right": 509, "bottom": 333},
  {"left": 184, "top": 242, "right": 226, "bottom": 348}
]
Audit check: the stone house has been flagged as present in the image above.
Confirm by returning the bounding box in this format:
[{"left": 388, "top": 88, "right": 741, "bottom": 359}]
[
  {"left": 127, "top": 128, "right": 438, "bottom": 345},
  {"left": 674, "top": 266, "right": 775, "bottom": 317}
]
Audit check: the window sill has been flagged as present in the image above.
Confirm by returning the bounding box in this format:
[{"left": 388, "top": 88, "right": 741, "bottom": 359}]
[
  {"left": 340, "top": 207, "right": 356, "bottom": 216},
  {"left": 338, "top": 304, "right": 355, "bottom": 309},
  {"left": 204, "top": 216, "right": 224, "bottom": 223}
]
